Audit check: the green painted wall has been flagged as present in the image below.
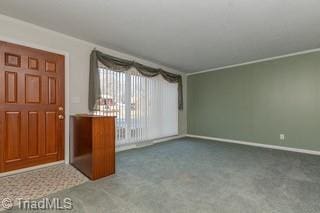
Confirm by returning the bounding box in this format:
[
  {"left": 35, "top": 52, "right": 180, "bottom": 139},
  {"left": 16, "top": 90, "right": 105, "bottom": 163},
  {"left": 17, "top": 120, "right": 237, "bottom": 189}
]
[{"left": 187, "top": 52, "right": 320, "bottom": 151}]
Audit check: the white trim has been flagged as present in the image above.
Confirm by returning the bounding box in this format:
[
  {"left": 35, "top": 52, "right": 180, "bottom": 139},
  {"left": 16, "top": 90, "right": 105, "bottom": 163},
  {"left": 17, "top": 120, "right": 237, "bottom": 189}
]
[
  {"left": 186, "top": 134, "right": 320, "bottom": 156},
  {"left": 0, "top": 36, "right": 71, "bottom": 164},
  {"left": 116, "top": 135, "right": 186, "bottom": 152},
  {"left": 187, "top": 48, "right": 320, "bottom": 76},
  {"left": 153, "top": 135, "right": 186, "bottom": 144},
  {"left": 0, "top": 161, "right": 65, "bottom": 178}
]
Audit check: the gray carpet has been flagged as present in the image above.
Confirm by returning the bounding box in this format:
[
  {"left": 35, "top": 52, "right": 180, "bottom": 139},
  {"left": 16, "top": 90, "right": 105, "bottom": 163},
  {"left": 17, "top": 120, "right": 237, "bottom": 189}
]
[{"left": 7, "top": 137, "right": 320, "bottom": 212}]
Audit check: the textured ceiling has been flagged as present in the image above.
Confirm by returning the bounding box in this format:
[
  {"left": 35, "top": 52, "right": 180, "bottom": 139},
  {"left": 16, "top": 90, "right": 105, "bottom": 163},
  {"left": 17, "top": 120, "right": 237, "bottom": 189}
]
[{"left": 0, "top": 0, "right": 320, "bottom": 72}]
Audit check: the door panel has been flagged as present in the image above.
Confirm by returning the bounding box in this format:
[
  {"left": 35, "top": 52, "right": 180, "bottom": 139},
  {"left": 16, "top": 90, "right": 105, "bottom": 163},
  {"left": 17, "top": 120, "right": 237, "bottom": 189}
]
[
  {"left": 28, "top": 112, "right": 40, "bottom": 158},
  {"left": 5, "top": 112, "right": 21, "bottom": 162},
  {"left": 5, "top": 71, "right": 18, "bottom": 103},
  {"left": 0, "top": 41, "right": 65, "bottom": 172},
  {"left": 25, "top": 74, "right": 41, "bottom": 103},
  {"left": 48, "top": 77, "right": 56, "bottom": 104},
  {"left": 45, "top": 61, "right": 56, "bottom": 73},
  {"left": 45, "top": 112, "right": 57, "bottom": 155},
  {"left": 5, "top": 53, "right": 21, "bottom": 67},
  {"left": 28, "top": 57, "right": 39, "bottom": 70}
]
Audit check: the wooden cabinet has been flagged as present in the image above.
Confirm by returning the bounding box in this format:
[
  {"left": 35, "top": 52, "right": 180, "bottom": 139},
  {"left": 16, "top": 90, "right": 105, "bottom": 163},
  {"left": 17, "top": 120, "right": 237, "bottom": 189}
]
[{"left": 70, "top": 114, "right": 115, "bottom": 180}]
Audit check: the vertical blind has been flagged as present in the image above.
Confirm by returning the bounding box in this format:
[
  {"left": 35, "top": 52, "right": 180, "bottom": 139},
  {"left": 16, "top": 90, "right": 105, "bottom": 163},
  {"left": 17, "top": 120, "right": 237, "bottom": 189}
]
[{"left": 95, "top": 67, "right": 178, "bottom": 146}]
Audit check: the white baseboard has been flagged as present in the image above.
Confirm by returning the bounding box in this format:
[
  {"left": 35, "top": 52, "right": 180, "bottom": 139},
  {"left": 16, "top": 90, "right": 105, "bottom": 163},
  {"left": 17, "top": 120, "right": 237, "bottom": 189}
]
[
  {"left": 116, "top": 135, "right": 186, "bottom": 152},
  {"left": 186, "top": 134, "right": 320, "bottom": 156},
  {"left": 0, "top": 161, "right": 65, "bottom": 178}
]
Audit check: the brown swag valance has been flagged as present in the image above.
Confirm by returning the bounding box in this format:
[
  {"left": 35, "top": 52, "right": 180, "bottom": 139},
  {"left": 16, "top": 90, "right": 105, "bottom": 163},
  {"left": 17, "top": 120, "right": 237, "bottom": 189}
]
[{"left": 89, "top": 50, "right": 183, "bottom": 111}]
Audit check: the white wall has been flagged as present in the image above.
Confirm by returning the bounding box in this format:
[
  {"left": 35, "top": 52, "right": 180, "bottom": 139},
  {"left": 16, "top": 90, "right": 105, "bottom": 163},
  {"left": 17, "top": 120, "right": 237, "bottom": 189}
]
[{"left": 0, "top": 14, "right": 187, "bottom": 160}]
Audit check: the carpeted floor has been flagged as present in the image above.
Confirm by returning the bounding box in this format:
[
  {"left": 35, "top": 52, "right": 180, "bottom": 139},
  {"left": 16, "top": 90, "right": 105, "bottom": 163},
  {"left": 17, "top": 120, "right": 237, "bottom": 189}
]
[{"left": 5, "top": 137, "right": 320, "bottom": 212}]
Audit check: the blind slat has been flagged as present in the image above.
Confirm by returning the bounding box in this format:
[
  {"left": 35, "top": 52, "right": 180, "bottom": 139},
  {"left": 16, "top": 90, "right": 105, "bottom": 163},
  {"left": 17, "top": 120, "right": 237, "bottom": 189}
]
[{"left": 96, "top": 68, "right": 178, "bottom": 146}]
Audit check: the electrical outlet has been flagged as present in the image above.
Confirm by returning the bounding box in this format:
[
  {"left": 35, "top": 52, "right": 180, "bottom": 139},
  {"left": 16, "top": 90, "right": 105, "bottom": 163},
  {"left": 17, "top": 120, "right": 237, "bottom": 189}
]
[{"left": 280, "top": 134, "right": 285, "bottom": 140}]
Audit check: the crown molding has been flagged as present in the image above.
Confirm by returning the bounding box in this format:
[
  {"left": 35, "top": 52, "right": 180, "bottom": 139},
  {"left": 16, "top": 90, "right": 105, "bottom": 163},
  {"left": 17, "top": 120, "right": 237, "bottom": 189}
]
[{"left": 187, "top": 47, "right": 320, "bottom": 76}]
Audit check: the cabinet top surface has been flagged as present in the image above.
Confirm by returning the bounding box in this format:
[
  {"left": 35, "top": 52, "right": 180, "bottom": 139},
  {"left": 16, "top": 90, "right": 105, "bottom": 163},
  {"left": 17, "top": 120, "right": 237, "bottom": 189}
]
[{"left": 71, "top": 114, "right": 116, "bottom": 118}]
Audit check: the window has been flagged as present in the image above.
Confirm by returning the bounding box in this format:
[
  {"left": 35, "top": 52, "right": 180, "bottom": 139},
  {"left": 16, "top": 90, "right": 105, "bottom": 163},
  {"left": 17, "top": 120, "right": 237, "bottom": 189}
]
[{"left": 95, "top": 66, "right": 178, "bottom": 146}]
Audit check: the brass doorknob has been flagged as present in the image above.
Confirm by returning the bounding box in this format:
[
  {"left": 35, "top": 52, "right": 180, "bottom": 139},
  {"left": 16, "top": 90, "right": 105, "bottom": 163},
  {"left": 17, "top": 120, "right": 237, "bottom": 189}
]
[
  {"left": 58, "top": 106, "right": 64, "bottom": 111},
  {"left": 58, "top": 115, "right": 64, "bottom": 120}
]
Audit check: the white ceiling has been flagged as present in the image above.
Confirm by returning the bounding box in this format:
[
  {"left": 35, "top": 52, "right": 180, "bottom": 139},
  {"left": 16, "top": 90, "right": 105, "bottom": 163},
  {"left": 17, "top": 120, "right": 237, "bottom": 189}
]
[{"left": 0, "top": 0, "right": 320, "bottom": 73}]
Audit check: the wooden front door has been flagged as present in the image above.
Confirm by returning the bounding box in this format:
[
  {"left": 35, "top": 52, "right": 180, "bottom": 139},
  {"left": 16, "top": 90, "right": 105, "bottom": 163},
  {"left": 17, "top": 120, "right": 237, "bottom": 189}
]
[{"left": 0, "top": 41, "right": 65, "bottom": 172}]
